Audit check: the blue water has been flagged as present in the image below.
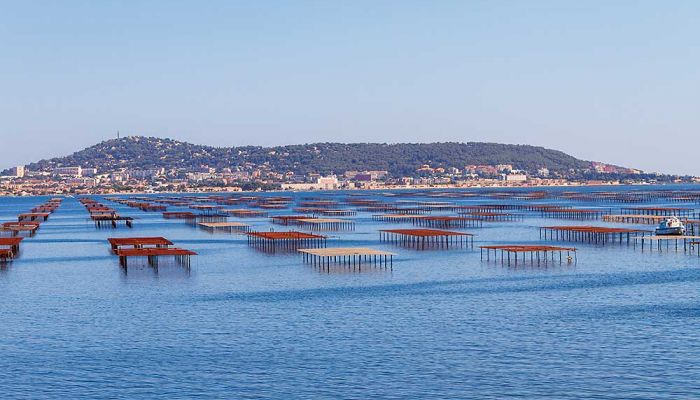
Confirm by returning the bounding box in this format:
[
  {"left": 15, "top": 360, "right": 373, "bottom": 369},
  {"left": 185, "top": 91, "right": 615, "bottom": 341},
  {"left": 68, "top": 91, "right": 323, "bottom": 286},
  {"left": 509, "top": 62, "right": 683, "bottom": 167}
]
[{"left": 1, "top": 186, "right": 700, "bottom": 399}]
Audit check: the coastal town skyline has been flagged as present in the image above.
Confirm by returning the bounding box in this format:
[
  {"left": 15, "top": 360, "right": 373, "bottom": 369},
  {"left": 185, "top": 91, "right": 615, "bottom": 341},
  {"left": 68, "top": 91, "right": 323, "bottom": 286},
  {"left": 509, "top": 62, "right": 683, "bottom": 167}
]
[
  {"left": 3, "top": 1, "right": 699, "bottom": 175},
  {"left": 1, "top": 135, "right": 676, "bottom": 197}
]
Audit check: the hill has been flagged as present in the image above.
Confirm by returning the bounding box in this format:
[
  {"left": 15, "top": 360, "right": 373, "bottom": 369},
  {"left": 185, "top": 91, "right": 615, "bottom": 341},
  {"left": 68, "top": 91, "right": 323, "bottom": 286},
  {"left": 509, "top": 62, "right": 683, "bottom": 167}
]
[{"left": 26, "top": 136, "right": 595, "bottom": 176}]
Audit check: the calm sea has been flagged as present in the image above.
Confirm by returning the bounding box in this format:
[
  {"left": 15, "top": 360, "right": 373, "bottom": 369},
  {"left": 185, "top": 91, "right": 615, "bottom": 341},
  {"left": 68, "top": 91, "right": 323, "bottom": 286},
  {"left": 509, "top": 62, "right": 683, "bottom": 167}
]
[{"left": 1, "top": 186, "right": 699, "bottom": 399}]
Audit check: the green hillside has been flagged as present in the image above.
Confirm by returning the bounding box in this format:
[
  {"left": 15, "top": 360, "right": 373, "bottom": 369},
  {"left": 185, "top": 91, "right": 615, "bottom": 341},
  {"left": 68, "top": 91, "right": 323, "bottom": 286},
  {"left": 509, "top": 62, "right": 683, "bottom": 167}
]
[{"left": 27, "top": 136, "right": 593, "bottom": 176}]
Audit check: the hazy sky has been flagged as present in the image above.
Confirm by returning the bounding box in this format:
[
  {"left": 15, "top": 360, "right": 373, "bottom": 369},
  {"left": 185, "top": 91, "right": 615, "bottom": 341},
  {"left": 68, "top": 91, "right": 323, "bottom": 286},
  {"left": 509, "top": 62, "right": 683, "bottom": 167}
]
[{"left": 2, "top": 1, "right": 698, "bottom": 174}]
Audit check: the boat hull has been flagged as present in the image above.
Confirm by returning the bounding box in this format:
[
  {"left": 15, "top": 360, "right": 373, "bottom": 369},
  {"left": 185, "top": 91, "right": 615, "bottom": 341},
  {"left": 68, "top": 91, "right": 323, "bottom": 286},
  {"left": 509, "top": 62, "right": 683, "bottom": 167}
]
[{"left": 655, "top": 227, "right": 685, "bottom": 236}]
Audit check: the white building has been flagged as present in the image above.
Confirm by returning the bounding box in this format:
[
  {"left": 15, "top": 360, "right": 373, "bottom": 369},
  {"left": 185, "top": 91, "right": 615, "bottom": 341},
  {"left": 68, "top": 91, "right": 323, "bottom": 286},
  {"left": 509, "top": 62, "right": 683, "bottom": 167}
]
[
  {"left": 186, "top": 172, "right": 219, "bottom": 182},
  {"left": 54, "top": 166, "right": 82, "bottom": 177},
  {"left": 317, "top": 176, "right": 339, "bottom": 190},
  {"left": 10, "top": 166, "right": 25, "bottom": 178},
  {"left": 502, "top": 173, "right": 528, "bottom": 182},
  {"left": 82, "top": 168, "right": 98, "bottom": 177},
  {"left": 282, "top": 175, "right": 339, "bottom": 191},
  {"left": 110, "top": 172, "right": 129, "bottom": 182}
]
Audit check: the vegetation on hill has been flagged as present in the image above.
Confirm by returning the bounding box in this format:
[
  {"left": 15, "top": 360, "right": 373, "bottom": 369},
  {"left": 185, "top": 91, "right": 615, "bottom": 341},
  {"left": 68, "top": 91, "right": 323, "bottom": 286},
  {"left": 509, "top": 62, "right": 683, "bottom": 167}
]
[{"left": 27, "top": 136, "right": 593, "bottom": 176}]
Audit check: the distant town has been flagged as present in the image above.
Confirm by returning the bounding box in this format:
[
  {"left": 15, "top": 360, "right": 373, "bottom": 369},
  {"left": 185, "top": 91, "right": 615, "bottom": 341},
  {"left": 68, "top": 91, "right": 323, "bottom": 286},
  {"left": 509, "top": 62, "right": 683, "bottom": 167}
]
[
  {"left": 0, "top": 160, "right": 689, "bottom": 197},
  {"left": 1, "top": 136, "right": 694, "bottom": 196}
]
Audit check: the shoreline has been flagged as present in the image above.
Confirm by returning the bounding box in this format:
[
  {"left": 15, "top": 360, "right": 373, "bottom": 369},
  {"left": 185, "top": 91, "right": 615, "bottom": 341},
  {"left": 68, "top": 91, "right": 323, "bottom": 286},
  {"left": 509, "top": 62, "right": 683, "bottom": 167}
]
[{"left": 2, "top": 181, "right": 698, "bottom": 197}]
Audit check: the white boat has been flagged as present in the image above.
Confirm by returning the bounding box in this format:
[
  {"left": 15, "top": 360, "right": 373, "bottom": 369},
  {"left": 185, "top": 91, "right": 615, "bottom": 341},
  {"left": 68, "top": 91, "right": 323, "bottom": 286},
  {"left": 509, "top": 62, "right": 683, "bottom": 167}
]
[{"left": 655, "top": 217, "right": 686, "bottom": 236}]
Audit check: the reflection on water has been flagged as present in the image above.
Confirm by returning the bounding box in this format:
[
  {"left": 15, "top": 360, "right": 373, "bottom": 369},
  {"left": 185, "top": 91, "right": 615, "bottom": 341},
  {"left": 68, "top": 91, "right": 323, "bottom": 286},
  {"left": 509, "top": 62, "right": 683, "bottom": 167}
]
[{"left": 119, "top": 262, "right": 192, "bottom": 280}]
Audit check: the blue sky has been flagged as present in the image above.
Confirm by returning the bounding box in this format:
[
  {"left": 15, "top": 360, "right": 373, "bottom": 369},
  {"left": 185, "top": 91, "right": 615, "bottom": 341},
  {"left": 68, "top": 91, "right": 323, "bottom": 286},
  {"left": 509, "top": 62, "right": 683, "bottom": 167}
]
[{"left": 1, "top": 1, "right": 698, "bottom": 174}]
